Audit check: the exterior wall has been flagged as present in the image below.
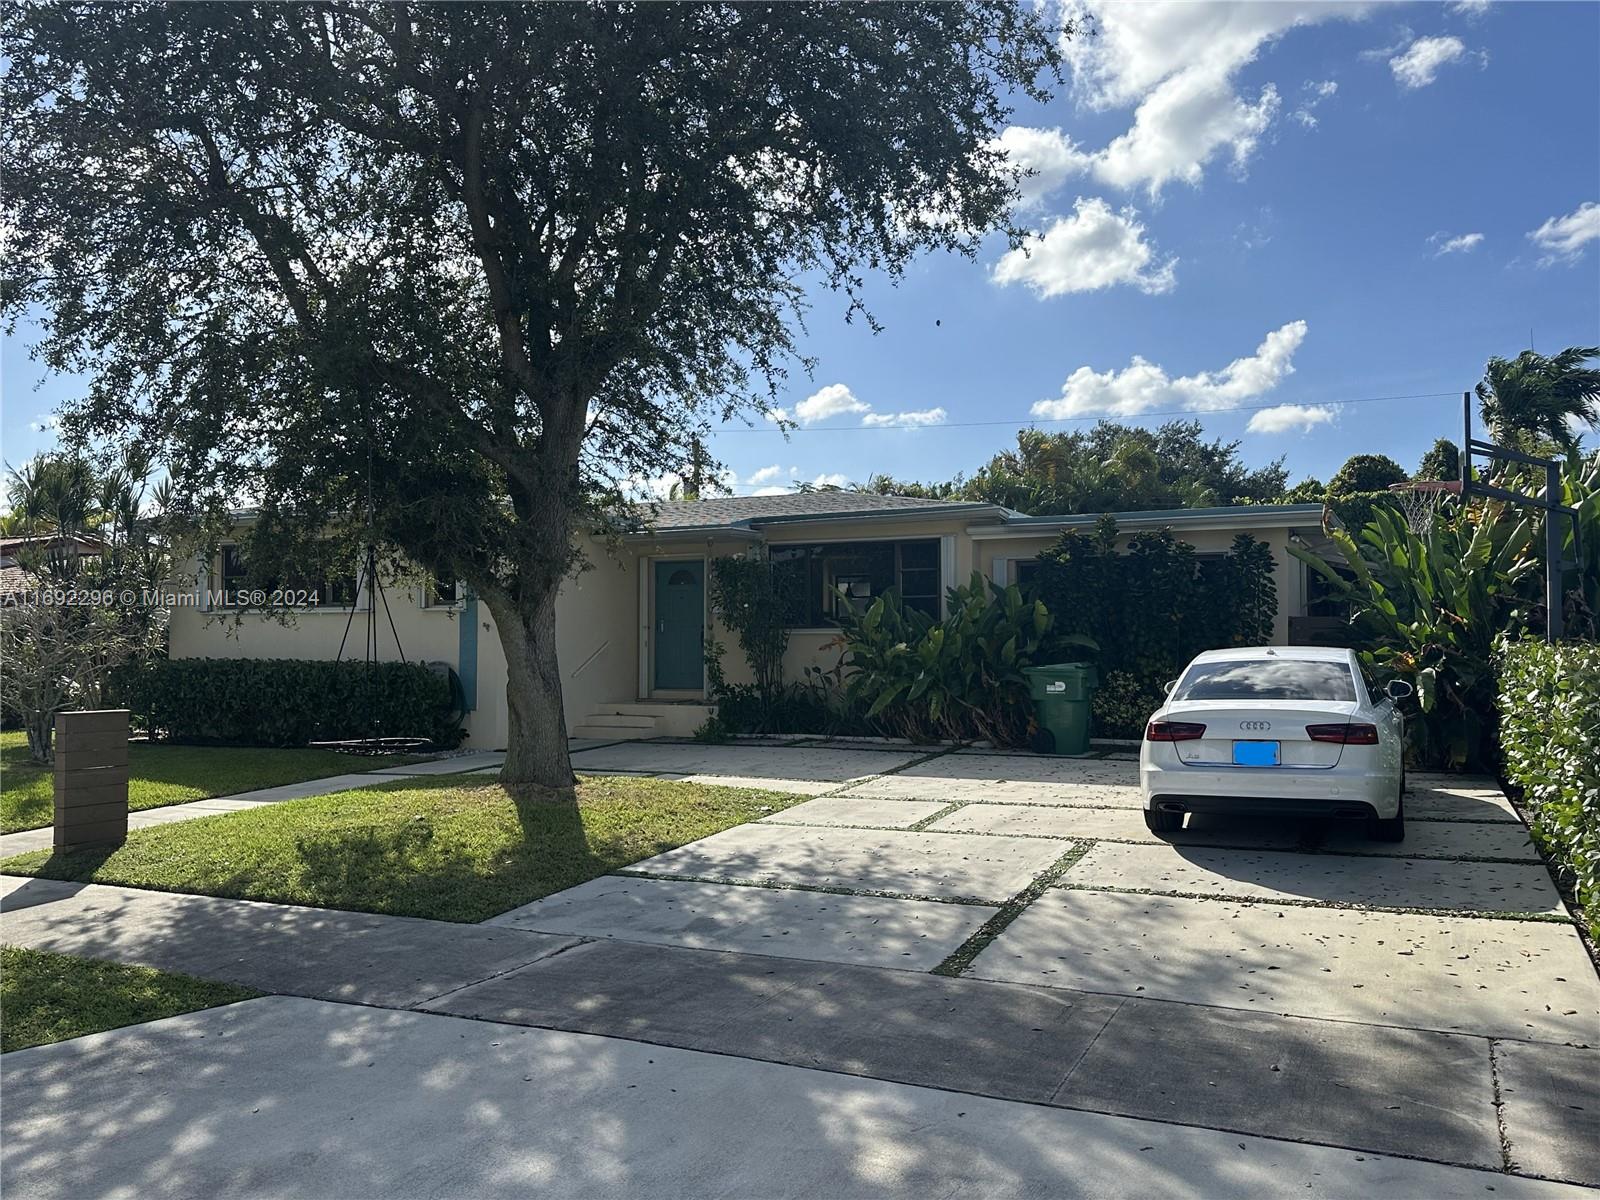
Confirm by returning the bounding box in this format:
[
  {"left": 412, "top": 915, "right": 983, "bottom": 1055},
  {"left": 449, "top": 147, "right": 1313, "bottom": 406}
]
[
  {"left": 167, "top": 536, "right": 641, "bottom": 750},
  {"left": 166, "top": 510, "right": 1318, "bottom": 749}
]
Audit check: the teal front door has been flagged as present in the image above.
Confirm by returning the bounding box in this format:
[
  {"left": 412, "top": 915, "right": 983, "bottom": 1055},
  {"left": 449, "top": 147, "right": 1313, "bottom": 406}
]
[{"left": 653, "top": 560, "right": 704, "bottom": 691}]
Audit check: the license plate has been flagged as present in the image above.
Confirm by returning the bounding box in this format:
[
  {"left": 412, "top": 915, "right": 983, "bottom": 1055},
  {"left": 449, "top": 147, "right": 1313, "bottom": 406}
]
[{"left": 1233, "top": 740, "right": 1280, "bottom": 766}]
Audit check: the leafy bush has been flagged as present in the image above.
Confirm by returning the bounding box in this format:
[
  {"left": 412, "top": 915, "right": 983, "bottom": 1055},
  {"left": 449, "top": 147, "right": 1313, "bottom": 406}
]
[
  {"left": 1329, "top": 454, "right": 1408, "bottom": 494},
  {"left": 1292, "top": 503, "right": 1536, "bottom": 769},
  {"left": 836, "top": 573, "right": 1090, "bottom": 746},
  {"left": 707, "top": 554, "right": 792, "bottom": 698},
  {"left": 1496, "top": 637, "right": 1599, "bottom": 940},
  {"left": 118, "top": 658, "right": 465, "bottom": 748},
  {"left": 1033, "top": 520, "right": 1278, "bottom": 737}
]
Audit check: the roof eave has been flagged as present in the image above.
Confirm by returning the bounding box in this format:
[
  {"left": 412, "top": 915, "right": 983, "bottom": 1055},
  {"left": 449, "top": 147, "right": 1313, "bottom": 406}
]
[{"left": 969, "top": 505, "right": 1326, "bottom": 540}]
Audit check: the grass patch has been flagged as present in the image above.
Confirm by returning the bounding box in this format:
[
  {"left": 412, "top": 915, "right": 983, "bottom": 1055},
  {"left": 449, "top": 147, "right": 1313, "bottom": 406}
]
[
  {"left": 0, "top": 775, "right": 804, "bottom": 922},
  {"left": 0, "top": 729, "right": 415, "bottom": 834},
  {"left": 1, "top": 946, "right": 259, "bottom": 1053}
]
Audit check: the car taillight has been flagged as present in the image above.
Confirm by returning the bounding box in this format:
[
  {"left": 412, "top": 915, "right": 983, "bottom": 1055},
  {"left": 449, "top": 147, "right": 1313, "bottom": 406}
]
[
  {"left": 1305, "top": 722, "right": 1380, "bottom": 745},
  {"left": 1146, "top": 721, "right": 1206, "bottom": 742}
]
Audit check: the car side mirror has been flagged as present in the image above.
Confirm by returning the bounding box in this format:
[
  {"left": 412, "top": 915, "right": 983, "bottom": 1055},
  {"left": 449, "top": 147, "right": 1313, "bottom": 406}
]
[
  {"left": 1163, "top": 679, "right": 1177, "bottom": 695},
  {"left": 1385, "top": 679, "right": 1413, "bottom": 701}
]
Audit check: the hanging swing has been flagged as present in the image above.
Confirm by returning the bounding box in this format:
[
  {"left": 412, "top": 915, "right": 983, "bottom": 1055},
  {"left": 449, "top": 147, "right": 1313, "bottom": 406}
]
[{"left": 309, "top": 414, "right": 438, "bottom": 756}]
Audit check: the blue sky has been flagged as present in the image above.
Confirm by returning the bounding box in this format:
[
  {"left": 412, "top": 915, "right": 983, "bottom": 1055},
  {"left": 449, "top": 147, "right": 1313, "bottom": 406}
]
[
  {"left": 4, "top": 1, "right": 1598, "bottom": 500},
  {"left": 707, "top": 0, "right": 1600, "bottom": 495}
]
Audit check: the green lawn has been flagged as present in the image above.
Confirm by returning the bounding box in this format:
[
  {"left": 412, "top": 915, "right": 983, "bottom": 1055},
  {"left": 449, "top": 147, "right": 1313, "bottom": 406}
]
[
  {"left": 0, "top": 729, "right": 415, "bottom": 834},
  {"left": 1, "top": 946, "right": 259, "bottom": 1053},
  {"left": 0, "top": 775, "right": 801, "bottom": 922}
]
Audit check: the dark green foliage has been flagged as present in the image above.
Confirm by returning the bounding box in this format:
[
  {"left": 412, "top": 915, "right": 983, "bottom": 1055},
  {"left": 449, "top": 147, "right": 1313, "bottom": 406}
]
[
  {"left": 700, "top": 555, "right": 855, "bottom": 738},
  {"left": 3, "top": 1, "right": 1063, "bottom": 790},
  {"left": 1329, "top": 455, "right": 1409, "bottom": 494},
  {"left": 857, "top": 420, "right": 1287, "bottom": 515},
  {"left": 1415, "top": 438, "right": 1461, "bottom": 484},
  {"left": 1476, "top": 347, "right": 1600, "bottom": 452},
  {"left": 708, "top": 555, "right": 793, "bottom": 699},
  {"left": 1293, "top": 454, "right": 1598, "bottom": 769},
  {"left": 1291, "top": 504, "right": 1536, "bottom": 769},
  {"left": 1496, "top": 638, "right": 1600, "bottom": 940},
  {"left": 119, "top": 659, "right": 464, "bottom": 748},
  {"left": 1033, "top": 521, "right": 1279, "bottom": 737},
  {"left": 836, "top": 574, "right": 1088, "bottom": 746},
  {"left": 1280, "top": 477, "right": 1326, "bottom": 504}
]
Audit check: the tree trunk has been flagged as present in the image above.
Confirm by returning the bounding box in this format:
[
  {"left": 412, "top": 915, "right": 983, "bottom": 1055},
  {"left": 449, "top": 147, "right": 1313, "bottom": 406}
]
[
  {"left": 482, "top": 583, "right": 576, "bottom": 804},
  {"left": 25, "top": 710, "right": 54, "bottom": 765}
]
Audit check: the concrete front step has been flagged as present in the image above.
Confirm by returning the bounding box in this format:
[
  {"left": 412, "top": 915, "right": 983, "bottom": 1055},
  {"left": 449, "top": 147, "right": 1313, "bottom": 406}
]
[
  {"left": 583, "top": 701, "right": 716, "bottom": 738},
  {"left": 577, "top": 714, "right": 661, "bottom": 731}
]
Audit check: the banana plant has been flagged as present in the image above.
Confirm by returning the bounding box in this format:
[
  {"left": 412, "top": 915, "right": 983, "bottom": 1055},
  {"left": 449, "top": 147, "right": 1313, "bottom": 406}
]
[
  {"left": 1291, "top": 500, "right": 1538, "bottom": 768},
  {"left": 836, "top": 572, "right": 1094, "bottom": 746}
]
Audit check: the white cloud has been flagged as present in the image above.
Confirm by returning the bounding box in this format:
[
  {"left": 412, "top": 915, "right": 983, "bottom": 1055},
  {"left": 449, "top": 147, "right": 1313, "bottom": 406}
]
[
  {"left": 1051, "top": 2, "right": 1366, "bottom": 195},
  {"left": 1246, "top": 403, "right": 1337, "bottom": 434},
  {"left": 26, "top": 413, "right": 61, "bottom": 434},
  {"left": 1430, "top": 231, "right": 1484, "bottom": 255},
  {"left": 745, "top": 464, "right": 785, "bottom": 485},
  {"left": 1529, "top": 201, "right": 1600, "bottom": 264},
  {"left": 993, "top": 126, "right": 1091, "bottom": 208},
  {"left": 783, "top": 386, "right": 949, "bottom": 429},
  {"left": 750, "top": 486, "right": 791, "bottom": 497},
  {"left": 1389, "top": 35, "right": 1470, "bottom": 89},
  {"left": 993, "top": 197, "right": 1177, "bottom": 298},
  {"left": 1032, "top": 320, "right": 1309, "bottom": 419},
  {"left": 810, "top": 473, "right": 851, "bottom": 489},
  {"left": 1449, "top": 0, "right": 1490, "bottom": 17},
  {"left": 861, "top": 408, "right": 948, "bottom": 428},
  {"left": 1291, "top": 79, "right": 1339, "bottom": 128},
  {"left": 793, "top": 383, "right": 870, "bottom": 426}
]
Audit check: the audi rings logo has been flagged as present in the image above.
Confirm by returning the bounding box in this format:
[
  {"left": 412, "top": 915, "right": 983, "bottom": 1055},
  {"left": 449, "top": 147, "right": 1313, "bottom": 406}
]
[{"left": 1239, "top": 720, "right": 1273, "bottom": 731}]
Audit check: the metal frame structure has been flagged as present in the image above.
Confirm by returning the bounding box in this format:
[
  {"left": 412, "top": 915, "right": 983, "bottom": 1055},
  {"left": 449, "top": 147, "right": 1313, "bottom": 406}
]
[{"left": 1460, "top": 391, "right": 1582, "bottom": 641}]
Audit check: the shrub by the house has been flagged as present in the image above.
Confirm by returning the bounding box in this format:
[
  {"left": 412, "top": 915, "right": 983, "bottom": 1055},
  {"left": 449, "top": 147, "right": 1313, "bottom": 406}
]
[
  {"left": 1496, "top": 637, "right": 1599, "bottom": 939},
  {"left": 119, "top": 658, "right": 464, "bottom": 748},
  {"left": 836, "top": 573, "right": 1091, "bottom": 746},
  {"left": 1032, "top": 520, "right": 1277, "bottom": 738}
]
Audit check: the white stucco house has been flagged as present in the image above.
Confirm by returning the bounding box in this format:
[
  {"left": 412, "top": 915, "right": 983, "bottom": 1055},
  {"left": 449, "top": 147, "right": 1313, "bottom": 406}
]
[{"left": 167, "top": 493, "right": 1334, "bottom": 748}]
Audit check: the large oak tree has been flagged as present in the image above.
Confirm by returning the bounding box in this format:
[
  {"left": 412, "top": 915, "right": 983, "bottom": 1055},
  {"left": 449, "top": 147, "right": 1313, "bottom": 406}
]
[{"left": 3, "top": 2, "right": 1061, "bottom": 799}]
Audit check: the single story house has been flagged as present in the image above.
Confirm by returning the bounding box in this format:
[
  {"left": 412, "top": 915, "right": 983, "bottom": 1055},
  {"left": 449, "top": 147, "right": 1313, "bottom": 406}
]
[{"left": 167, "top": 493, "right": 1335, "bottom": 748}]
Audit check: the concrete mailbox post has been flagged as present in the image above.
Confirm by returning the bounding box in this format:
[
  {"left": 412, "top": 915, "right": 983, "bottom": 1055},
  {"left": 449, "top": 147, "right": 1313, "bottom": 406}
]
[{"left": 53, "top": 709, "right": 130, "bottom": 852}]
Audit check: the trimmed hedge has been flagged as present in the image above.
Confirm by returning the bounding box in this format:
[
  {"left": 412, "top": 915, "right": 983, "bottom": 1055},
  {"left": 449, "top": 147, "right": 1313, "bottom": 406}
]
[
  {"left": 119, "top": 658, "right": 464, "bottom": 748},
  {"left": 1496, "top": 638, "right": 1600, "bottom": 939}
]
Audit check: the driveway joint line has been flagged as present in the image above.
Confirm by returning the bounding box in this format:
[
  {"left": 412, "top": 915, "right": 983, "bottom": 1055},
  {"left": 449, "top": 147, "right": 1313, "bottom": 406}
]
[
  {"left": 1487, "top": 1039, "right": 1518, "bottom": 1174},
  {"left": 407, "top": 936, "right": 593, "bottom": 1009},
  {"left": 1049, "top": 995, "right": 1128, "bottom": 1101},
  {"left": 1050, "top": 881, "right": 1573, "bottom": 924},
  {"left": 608, "top": 867, "right": 1001, "bottom": 907},
  {"left": 932, "top": 842, "right": 1096, "bottom": 977}
]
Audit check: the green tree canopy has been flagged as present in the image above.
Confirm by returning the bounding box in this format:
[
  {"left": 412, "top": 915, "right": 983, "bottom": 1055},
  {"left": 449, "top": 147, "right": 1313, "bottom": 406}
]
[
  {"left": 1415, "top": 438, "right": 1461, "bottom": 484},
  {"left": 860, "top": 420, "right": 1287, "bottom": 515},
  {"left": 3, "top": 2, "right": 1063, "bottom": 798},
  {"left": 1328, "top": 454, "right": 1409, "bottom": 496},
  {"left": 1476, "top": 347, "right": 1600, "bottom": 453}
]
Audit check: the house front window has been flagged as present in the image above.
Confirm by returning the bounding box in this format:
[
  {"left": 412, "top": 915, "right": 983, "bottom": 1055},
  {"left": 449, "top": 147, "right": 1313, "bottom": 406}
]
[
  {"left": 769, "top": 538, "right": 941, "bottom": 626},
  {"left": 219, "top": 543, "right": 357, "bottom": 608}
]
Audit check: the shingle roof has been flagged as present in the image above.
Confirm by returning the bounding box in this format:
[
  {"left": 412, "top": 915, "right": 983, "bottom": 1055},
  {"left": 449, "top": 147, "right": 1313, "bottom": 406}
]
[{"left": 636, "top": 491, "right": 997, "bottom": 531}]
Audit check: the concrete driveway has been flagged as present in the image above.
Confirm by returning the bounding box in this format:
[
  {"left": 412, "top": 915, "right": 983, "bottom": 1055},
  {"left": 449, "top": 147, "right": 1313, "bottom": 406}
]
[{"left": 4, "top": 738, "right": 1597, "bottom": 1197}]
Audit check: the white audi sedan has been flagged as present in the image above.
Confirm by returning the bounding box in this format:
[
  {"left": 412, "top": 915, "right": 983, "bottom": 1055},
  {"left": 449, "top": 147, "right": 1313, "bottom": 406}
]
[{"left": 1139, "top": 646, "right": 1410, "bottom": 841}]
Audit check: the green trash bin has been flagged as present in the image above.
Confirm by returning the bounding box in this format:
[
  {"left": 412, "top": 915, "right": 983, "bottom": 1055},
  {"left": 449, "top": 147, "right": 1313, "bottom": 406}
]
[{"left": 1023, "top": 663, "right": 1099, "bottom": 756}]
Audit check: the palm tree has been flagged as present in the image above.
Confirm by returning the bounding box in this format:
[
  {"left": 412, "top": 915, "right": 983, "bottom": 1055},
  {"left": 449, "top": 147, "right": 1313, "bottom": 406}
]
[{"left": 1476, "top": 346, "right": 1600, "bottom": 452}]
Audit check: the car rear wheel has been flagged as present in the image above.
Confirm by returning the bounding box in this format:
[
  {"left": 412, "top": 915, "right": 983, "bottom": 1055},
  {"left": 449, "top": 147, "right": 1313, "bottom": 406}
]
[
  {"left": 1144, "top": 807, "right": 1183, "bottom": 834},
  {"left": 1368, "top": 790, "right": 1405, "bottom": 842}
]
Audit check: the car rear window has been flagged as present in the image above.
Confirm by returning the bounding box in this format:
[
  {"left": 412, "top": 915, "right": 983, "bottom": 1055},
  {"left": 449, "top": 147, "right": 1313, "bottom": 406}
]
[{"left": 1173, "top": 659, "right": 1357, "bottom": 702}]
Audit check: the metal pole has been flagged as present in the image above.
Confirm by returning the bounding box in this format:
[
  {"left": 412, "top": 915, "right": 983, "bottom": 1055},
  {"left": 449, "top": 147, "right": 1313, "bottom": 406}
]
[
  {"left": 1461, "top": 391, "right": 1471, "bottom": 492},
  {"left": 1546, "top": 462, "right": 1563, "bottom": 642}
]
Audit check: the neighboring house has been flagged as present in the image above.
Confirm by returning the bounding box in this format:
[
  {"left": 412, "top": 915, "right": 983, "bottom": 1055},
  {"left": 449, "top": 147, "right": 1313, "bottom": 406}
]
[
  {"left": 0, "top": 534, "right": 106, "bottom": 604},
  {"left": 166, "top": 494, "right": 1331, "bottom": 748}
]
